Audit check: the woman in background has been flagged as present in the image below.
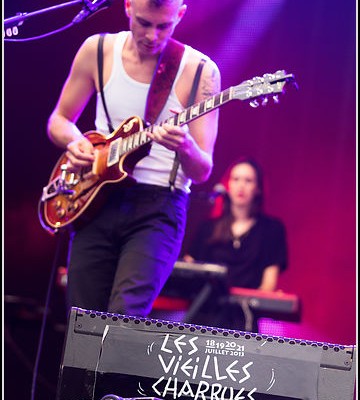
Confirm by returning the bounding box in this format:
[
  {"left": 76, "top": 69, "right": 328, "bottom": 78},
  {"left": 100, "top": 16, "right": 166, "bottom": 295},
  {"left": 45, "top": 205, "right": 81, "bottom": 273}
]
[{"left": 183, "top": 156, "right": 288, "bottom": 332}]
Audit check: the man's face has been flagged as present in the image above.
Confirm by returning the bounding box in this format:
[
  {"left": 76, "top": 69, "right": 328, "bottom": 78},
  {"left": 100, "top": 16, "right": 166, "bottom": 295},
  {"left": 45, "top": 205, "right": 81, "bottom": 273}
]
[{"left": 125, "top": 0, "right": 186, "bottom": 56}]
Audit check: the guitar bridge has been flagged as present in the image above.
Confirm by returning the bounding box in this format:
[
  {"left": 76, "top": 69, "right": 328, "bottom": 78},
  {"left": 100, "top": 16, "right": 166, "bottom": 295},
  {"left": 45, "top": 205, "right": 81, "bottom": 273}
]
[{"left": 41, "top": 178, "right": 75, "bottom": 201}]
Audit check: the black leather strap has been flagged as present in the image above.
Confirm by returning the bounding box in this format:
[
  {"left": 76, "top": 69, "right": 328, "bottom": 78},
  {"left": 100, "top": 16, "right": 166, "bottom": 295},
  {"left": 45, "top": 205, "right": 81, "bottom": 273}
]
[
  {"left": 97, "top": 33, "right": 114, "bottom": 133},
  {"left": 188, "top": 59, "right": 206, "bottom": 108},
  {"left": 169, "top": 58, "right": 207, "bottom": 191}
]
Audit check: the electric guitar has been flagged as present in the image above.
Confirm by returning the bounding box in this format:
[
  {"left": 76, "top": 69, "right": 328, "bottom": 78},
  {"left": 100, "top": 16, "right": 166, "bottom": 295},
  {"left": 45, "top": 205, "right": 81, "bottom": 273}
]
[{"left": 38, "top": 70, "right": 296, "bottom": 234}]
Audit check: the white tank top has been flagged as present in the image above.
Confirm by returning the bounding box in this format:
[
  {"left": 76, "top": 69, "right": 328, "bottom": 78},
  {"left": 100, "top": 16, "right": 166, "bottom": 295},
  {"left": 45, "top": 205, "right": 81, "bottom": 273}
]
[{"left": 95, "top": 31, "right": 193, "bottom": 192}]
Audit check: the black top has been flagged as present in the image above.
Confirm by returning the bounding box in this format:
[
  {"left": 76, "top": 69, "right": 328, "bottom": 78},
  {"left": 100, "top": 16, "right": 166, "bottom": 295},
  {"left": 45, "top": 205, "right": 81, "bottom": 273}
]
[{"left": 188, "top": 214, "right": 288, "bottom": 289}]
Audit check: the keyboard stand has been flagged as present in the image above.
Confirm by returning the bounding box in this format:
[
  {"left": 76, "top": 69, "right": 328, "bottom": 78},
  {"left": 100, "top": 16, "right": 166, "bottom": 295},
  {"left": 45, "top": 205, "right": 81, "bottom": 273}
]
[{"left": 182, "top": 282, "right": 214, "bottom": 323}]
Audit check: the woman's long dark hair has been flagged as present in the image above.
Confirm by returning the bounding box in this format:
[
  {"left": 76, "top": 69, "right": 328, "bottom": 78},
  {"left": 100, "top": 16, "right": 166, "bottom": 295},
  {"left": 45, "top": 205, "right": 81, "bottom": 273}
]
[{"left": 209, "top": 156, "right": 265, "bottom": 243}]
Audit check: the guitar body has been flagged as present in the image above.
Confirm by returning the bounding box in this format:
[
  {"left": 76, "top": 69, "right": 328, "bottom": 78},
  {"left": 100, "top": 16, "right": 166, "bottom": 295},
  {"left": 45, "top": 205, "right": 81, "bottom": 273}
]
[{"left": 39, "top": 116, "right": 150, "bottom": 234}]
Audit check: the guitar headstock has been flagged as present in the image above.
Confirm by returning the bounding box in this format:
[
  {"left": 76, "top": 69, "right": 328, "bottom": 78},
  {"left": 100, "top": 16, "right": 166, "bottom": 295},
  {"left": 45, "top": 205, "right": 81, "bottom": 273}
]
[{"left": 232, "top": 70, "right": 297, "bottom": 107}]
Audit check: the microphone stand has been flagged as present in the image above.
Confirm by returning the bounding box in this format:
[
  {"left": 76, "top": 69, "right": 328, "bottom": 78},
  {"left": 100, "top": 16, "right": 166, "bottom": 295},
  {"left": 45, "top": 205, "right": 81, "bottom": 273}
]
[
  {"left": 4, "top": 0, "right": 82, "bottom": 30},
  {"left": 5, "top": 6, "right": 85, "bottom": 400},
  {"left": 5, "top": 1, "right": 111, "bottom": 397},
  {"left": 4, "top": 0, "right": 111, "bottom": 41}
]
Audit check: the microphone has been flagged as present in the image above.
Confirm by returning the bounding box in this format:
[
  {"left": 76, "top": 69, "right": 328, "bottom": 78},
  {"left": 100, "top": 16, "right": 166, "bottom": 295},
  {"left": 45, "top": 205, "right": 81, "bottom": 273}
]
[
  {"left": 208, "top": 183, "right": 227, "bottom": 204},
  {"left": 72, "top": 0, "right": 113, "bottom": 24}
]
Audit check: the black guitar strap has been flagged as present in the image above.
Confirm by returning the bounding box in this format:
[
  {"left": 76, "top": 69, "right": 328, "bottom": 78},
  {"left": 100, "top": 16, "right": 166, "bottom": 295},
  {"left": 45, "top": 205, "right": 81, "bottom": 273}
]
[
  {"left": 168, "top": 58, "right": 206, "bottom": 191},
  {"left": 97, "top": 33, "right": 114, "bottom": 133}
]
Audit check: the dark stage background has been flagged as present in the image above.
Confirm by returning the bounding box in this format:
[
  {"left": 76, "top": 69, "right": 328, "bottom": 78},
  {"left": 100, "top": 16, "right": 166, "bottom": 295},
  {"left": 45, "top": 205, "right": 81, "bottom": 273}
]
[{"left": 4, "top": 1, "right": 357, "bottom": 399}]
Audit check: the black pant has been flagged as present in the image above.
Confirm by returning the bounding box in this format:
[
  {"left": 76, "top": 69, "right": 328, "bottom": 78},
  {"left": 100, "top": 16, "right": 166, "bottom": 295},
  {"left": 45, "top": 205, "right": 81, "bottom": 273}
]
[{"left": 67, "top": 183, "right": 189, "bottom": 317}]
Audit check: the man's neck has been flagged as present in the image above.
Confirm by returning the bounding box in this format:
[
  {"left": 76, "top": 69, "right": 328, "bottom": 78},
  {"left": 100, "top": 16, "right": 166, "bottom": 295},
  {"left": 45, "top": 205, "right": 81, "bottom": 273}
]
[{"left": 122, "top": 34, "right": 161, "bottom": 83}]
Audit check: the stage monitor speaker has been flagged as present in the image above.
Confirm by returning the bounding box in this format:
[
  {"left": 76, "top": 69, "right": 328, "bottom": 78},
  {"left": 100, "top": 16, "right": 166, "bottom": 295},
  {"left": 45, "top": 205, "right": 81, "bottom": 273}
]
[{"left": 56, "top": 307, "right": 356, "bottom": 400}]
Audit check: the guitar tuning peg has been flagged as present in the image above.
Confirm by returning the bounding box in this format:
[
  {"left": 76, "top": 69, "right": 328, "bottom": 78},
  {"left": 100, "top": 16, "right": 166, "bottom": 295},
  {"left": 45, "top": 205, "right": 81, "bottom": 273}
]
[
  {"left": 262, "top": 73, "right": 274, "bottom": 82},
  {"left": 272, "top": 95, "right": 280, "bottom": 104},
  {"left": 292, "top": 80, "right": 300, "bottom": 91},
  {"left": 249, "top": 100, "right": 259, "bottom": 108},
  {"left": 261, "top": 97, "right": 269, "bottom": 106},
  {"left": 275, "top": 70, "right": 286, "bottom": 78}
]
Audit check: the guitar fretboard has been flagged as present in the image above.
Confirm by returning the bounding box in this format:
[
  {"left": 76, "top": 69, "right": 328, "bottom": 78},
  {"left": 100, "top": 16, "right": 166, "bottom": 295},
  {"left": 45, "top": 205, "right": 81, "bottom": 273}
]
[{"left": 107, "top": 87, "right": 235, "bottom": 167}]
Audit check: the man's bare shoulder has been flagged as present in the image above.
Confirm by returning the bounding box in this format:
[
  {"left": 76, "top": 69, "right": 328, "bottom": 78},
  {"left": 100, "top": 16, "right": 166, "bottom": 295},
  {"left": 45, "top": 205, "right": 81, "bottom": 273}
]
[
  {"left": 185, "top": 47, "right": 220, "bottom": 79},
  {"left": 70, "top": 33, "right": 121, "bottom": 76},
  {"left": 78, "top": 32, "right": 123, "bottom": 54}
]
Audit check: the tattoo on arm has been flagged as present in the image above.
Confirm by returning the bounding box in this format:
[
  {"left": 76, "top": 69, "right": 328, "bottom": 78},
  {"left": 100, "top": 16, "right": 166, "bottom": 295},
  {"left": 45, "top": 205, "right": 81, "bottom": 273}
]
[{"left": 200, "top": 67, "right": 220, "bottom": 98}]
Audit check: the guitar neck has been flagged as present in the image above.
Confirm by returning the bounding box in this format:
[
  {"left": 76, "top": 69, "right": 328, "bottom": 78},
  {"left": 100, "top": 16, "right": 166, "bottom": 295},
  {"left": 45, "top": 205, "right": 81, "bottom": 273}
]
[
  {"left": 108, "top": 70, "right": 295, "bottom": 165},
  {"left": 164, "top": 86, "right": 234, "bottom": 127},
  {"left": 108, "top": 87, "right": 235, "bottom": 165}
]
